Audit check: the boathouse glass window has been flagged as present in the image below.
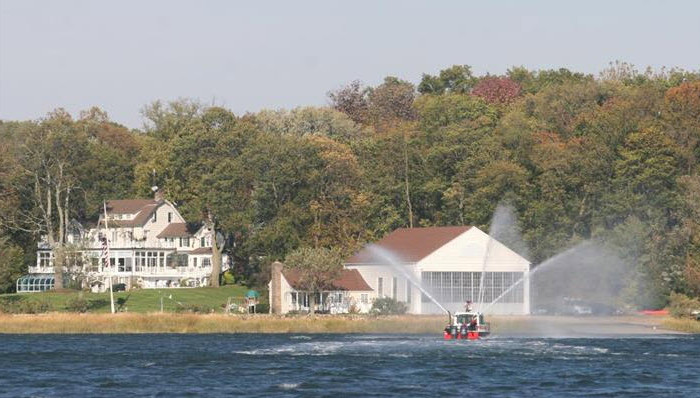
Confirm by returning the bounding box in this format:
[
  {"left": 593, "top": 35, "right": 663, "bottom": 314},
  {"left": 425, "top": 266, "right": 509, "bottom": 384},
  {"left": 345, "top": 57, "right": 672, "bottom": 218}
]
[{"left": 420, "top": 271, "right": 524, "bottom": 304}]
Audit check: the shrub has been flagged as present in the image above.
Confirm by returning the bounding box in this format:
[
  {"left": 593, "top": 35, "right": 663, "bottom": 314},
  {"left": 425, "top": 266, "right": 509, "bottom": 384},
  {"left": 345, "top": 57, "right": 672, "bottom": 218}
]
[
  {"left": 668, "top": 292, "right": 700, "bottom": 319},
  {"left": 254, "top": 303, "right": 269, "bottom": 314},
  {"left": 370, "top": 297, "right": 408, "bottom": 315},
  {"left": 65, "top": 296, "right": 90, "bottom": 313},
  {"left": 222, "top": 271, "right": 236, "bottom": 285},
  {"left": 174, "top": 303, "right": 216, "bottom": 314},
  {"left": 0, "top": 296, "right": 52, "bottom": 314},
  {"left": 18, "top": 300, "right": 52, "bottom": 314}
]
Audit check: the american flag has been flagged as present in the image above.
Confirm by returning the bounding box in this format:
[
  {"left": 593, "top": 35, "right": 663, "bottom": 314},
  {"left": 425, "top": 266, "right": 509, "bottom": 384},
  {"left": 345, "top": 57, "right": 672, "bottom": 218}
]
[{"left": 100, "top": 234, "right": 110, "bottom": 270}]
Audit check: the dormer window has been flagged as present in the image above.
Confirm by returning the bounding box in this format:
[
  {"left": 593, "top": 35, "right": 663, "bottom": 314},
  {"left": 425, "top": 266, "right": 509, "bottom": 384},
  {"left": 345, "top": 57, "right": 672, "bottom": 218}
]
[{"left": 168, "top": 212, "right": 172, "bottom": 223}]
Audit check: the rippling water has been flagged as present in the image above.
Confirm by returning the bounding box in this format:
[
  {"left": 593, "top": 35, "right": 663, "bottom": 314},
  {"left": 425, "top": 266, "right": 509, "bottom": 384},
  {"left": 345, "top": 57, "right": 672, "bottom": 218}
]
[{"left": 0, "top": 334, "right": 698, "bottom": 397}]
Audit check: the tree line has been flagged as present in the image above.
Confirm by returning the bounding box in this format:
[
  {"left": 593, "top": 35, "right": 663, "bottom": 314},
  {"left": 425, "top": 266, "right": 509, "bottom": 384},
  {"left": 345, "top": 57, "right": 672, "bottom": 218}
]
[{"left": 1, "top": 61, "right": 698, "bottom": 307}]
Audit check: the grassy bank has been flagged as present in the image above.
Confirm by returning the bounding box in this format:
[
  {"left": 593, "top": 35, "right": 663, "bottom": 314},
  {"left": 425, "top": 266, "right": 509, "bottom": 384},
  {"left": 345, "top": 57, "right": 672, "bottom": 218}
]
[
  {"left": 0, "top": 313, "right": 446, "bottom": 334},
  {"left": 0, "top": 285, "right": 252, "bottom": 313}
]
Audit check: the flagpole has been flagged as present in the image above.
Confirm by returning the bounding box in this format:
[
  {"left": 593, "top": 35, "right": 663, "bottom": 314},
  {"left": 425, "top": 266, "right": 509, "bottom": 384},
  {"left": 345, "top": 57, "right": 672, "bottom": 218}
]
[{"left": 104, "top": 201, "right": 116, "bottom": 314}]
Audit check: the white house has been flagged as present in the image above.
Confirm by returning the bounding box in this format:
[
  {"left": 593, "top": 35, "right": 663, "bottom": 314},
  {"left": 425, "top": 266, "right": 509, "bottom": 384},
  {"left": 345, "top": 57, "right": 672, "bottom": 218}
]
[
  {"left": 344, "top": 226, "right": 531, "bottom": 315},
  {"left": 269, "top": 262, "right": 373, "bottom": 314},
  {"left": 20, "top": 190, "right": 229, "bottom": 292}
]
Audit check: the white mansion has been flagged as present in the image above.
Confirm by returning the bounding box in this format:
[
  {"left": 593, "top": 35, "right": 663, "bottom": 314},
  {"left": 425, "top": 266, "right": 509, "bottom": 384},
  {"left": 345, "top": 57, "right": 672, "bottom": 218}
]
[{"left": 22, "top": 192, "right": 228, "bottom": 292}]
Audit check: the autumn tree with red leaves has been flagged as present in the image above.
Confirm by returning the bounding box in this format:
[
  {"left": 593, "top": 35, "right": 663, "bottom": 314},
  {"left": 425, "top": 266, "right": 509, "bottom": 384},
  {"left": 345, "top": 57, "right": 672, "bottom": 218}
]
[{"left": 472, "top": 77, "right": 522, "bottom": 105}]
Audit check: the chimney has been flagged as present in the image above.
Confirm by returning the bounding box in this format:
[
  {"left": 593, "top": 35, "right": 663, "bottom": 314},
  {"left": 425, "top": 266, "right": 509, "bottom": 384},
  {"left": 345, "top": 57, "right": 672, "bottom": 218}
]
[
  {"left": 270, "top": 261, "right": 284, "bottom": 314},
  {"left": 153, "top": 186, "right": 164, "bottom": 202}
]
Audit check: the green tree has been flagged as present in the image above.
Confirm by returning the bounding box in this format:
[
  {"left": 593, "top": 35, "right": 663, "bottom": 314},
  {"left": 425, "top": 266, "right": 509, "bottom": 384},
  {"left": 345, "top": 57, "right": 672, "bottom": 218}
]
[
  {"left": 0, "top": 110, "right": 89, "bottom": 289},
  {"left": 0, "top": 237, "right": 25, "bottom": 293},
  {"left": 418, "top": 65, "right": 477, "bottom": 95},
  {"left": 284, "top": 247, "right": 343, "bottom": 314}
]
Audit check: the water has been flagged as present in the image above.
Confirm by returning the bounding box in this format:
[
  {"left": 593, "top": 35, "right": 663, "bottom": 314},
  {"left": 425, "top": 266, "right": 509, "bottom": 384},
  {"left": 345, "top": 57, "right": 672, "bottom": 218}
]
[{"left": 1, "top": 334, "right": 698, "bottom": 397}]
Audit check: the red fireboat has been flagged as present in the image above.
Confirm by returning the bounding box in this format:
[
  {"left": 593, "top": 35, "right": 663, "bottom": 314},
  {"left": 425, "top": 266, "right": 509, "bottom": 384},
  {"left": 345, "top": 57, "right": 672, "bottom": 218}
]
[{"left": 443, "top": 311, "right": 490, "bottom": 340}]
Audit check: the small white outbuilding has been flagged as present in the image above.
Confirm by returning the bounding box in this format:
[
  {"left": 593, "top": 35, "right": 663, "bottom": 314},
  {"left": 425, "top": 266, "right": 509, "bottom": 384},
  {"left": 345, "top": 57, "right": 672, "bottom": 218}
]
[{"left": 344, "top": 226, "right": 531, "bottom": 315}]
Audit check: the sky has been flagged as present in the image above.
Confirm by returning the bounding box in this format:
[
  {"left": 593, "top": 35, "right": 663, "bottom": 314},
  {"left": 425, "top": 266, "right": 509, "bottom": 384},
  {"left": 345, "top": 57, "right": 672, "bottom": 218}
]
[{"left": 1, "top": 0, "right": 699, "bottom": 129}]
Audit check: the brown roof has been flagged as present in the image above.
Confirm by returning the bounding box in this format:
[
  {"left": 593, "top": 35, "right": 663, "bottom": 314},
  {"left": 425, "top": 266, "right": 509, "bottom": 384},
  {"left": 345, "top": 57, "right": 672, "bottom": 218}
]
[
  {"left": 345, "top": 226, "right": 472, "bottom": 264},
  {"left": 156, "top": 223, "right": 193, "bottom": 238},
  {"left": 106, "top": 199, "right": 157, "bottom": 214},
  {"left": 190, "top": 247, "right": 212, "bottom": 255},
  {"left": 131, "top": 204, "right": 159, "bottom": 225},
  {"left": 105, "top": 203, "right": 159, "bottom": 228},
  {"left": 282, "top": 269, "right": 372, "bottom": 291}
]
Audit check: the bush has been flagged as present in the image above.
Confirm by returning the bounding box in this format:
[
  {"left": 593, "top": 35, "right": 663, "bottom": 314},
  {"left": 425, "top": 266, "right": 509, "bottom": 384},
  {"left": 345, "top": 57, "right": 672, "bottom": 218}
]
[
  {"left": 174, "top": 303, "right": 216, "bottom": 313},
  {"left": 222, "top": 271, "right": 236, "bottom": 285},
  {"left": 19, "top": 300, "right": 52, "bottom": 314},
  {"left": 65, "top": 296, "right": 89, "bottom": 313},
  {"left": 370, "top": 297, "right": 408, "bottom": 315},
  {"left": 668, "top": 292, "right": 700, "bottom": 319},
  {"left": 254, "top": 303, "right": 269, "bottom": 314},
  {"left": 0, "top": 296, "right": 52, "bottom": 314}
]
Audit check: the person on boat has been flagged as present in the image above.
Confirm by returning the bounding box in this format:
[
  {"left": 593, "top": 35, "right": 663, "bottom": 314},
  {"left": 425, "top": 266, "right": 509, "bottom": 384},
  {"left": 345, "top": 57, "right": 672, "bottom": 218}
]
[
  {"left": 469, "top": 316, "right": 478, "bottom": 331},
  {"left": 465, "top": 300, "right": 473, "bottom": 312},
  {"left": 460, "top": 319, "right": 468, "bottom": 336}
]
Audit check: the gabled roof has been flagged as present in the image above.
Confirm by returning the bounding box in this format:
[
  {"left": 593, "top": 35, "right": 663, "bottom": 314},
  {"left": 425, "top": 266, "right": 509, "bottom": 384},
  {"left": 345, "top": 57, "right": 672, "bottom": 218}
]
[
  {"left": 103, "top": 202, "right": 160, "bottom": 228},
  {"left": 106, "top": 199, "right": 157, "bottom": 214},
  {"left": 345, "top": 226, "right": 472, "bottom": 264},
  {"left": 282, "top": 269, "right": 372, "bottom": 291},
  {"left": 157, "top": 223, "right": 195, "bottom": 238}
]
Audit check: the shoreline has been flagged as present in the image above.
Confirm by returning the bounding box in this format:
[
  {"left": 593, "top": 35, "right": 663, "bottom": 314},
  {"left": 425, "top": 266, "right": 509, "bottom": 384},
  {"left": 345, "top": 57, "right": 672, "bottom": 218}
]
[{"left": 0, "top": 313, "right": 693, "bottom": 335}]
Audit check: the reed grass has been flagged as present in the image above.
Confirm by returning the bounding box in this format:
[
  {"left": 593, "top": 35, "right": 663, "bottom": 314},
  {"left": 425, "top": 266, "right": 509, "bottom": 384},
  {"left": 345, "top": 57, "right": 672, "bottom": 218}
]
[
  {"left": 0, "top": 313, "right": 447, "bottom": 334},
  {"left": 1, "top": 313, "right": 692, "bottom": 334},
  {"left": 662, "top": 317, "right": 700, "bottom": 333}
]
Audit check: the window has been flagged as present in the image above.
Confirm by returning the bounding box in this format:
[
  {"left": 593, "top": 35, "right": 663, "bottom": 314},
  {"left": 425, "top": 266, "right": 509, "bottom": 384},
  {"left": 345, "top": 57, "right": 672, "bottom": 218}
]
[
  {"left": 193, "top": 257, "right": 198, "bottom": 267},
  {"left": 168, "top": 212, "right": 172, "bottom": 222},
  {"left": 152, "top": 211, "right": 157, "bottom": 223},
  {"left": 180, "top": 237, "right": 190, "bottom": 247},
  {"left": 392, "top": 277, "right": 397, "bottom": 299},
  {"left": 39, "top": 252, "right": 52, "bottom": 268},
  {"left": 406, "top": 281, "right": 412, "bottom": 303},
  {"left": 361, "top": 294, "right": 368, "bottom": 304},
  {"left": 419, "top": 271, "right": 525, "bottom": 304},
  {"left": 201, "top": 237, "right": 205, "bottom": 247},
  {"left": 118, "top": 258, "right": 125, "bottom": 272},
  {"left": 377, "top": 277, "right": 383, "bottom": 297},
  {"left": 203, "top": 258, "right": 211, "bottom": 268}
]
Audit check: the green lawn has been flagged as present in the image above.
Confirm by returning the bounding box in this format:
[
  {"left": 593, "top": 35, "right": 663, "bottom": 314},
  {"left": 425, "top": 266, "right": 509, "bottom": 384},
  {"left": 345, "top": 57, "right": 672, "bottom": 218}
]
[{"left": 0, "top": 285, "right": 263, "bottom": 313}]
